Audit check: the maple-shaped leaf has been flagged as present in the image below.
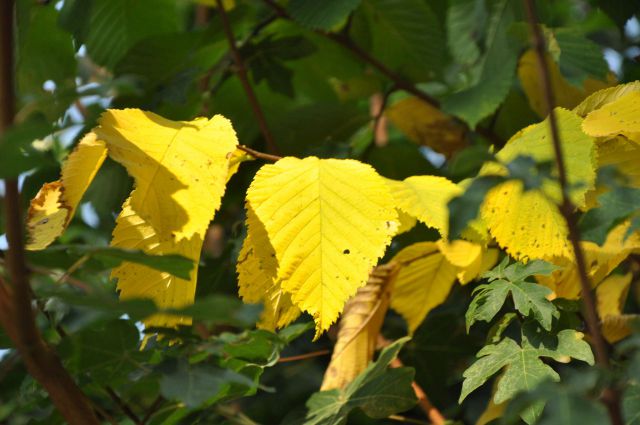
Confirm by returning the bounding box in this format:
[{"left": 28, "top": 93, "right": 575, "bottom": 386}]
[
  {"left": 26, "top": 132, "right": 108, "bottom": 250},
  {"left": 481, "top": 108, "right": 596, "bottom": 261},
  {"left": 386, "top": 176, "right": 462, "bottom": 238},
  {"left": 460, "top": 328, "right": 594, "bottom": 414},
  {"left": 306, "top": 338, "right": 417, "bottom": 425},
  {"left": 245, "top": 157, "right": 397, "bottom": 337},
  {"left": 467, "top": 258, "right": 558, "bottom": 331},
  {"left": 321, "top": 264, "right": 398, "bottom": 390}
]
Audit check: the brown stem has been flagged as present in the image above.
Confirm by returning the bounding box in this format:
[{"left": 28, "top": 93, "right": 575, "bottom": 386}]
[
  {"left": 105, "top": 386, "right": 143, "bottom": 424},
  {"left": 522, "top": 2, "right": 623, "bottom": 425},
  {"left": 278, "top": 349, "right": 331, "bottom": 363},
  {"left": 261, "top": 0, "right": 504, "bottom": 147},
  {"left": 237, "top": 144, "right": 282, "bottom": 161},
  {"left": 141, "top": 396, "right": 164, "bottom": 425},
  {"left": 379, "top": 336, "right": 446, "bottom": 425},
  {"left": 216, "top": 0, "right": 280, "bottom": 155},
  {"left": 0, "top": 2, "right": 99, "bottom": 424}
]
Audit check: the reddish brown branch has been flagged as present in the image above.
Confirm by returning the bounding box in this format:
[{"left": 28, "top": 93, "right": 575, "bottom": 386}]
[
  {"left": 522, "top": 1, "right": 623, "bottom": 424},
  {"left": 237, "top": 144, "right": 282, "bottom": 161},
  {"left": 278, "top": 349, "right": 331, "bottom": 363},
  {"left": 379, "top": 336, "right": 446, "bottom": 425},
  {"left": 216, "top": 0, "right": 280, "bottom": 155},
  {"left": 0, "top": 2, "right": 99, "bottom": 423}
]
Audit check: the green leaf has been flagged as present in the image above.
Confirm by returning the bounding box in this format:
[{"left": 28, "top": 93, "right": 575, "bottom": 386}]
[
  {"left": 79, "top": 0, "right": 180, "bottom": 68},
  {"left": 596, "top": 0, "right": 640, "bottom": 29},
  {"left": 446, "top": 0, "right": 485, "bottom": 67},
  {"left": 460, "top": 329, "right": 594, "bottom": 406},
  {"left": 554, "top": 29, "right": 609, "bottom": 86},
  {"left": 624, "top": 384, "right": 640, "bottom": 425},
  {"left": 443, "top": 0, "right": 518, "bottom": 127},
  {"left": 579, "top": 187, "right": 640, "bottom": 244},
  {"left": 16, "top": 0, "right": 76, "bottom": 96},
  {"left": 0, "top": 114, "right": 53, "bottom": 178},
  {"left": 305, "top": 337, "right": 417, "bottom": 425},
  {"left": 467, "top": 259, "right": 558, "bottom": 330},
  {"left": 66, "top": 245, "right": 194, "bottom": 280},
  {"left": 60, "top": 319, "right": 148, "bottom": 383},
  {"left": 288, "top": 0, "right": 362, "bottom": 30},
  {"left": 358, "top": 0, "right": 446, "bottom": 80},
  {"left": 159, "top": 359, "right": 257, "bottom": 408}
]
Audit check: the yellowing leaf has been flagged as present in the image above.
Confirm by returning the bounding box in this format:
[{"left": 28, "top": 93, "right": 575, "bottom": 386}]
[
  {"left": 237, "top": 219, "right": 300, "bottom": 331},
  {"left": 321, "top": 264, "right": 398, "bottom": 390},
  {"left": 110, "top": 198, "right": 201, "bottom": 329},
  {"left": 538, "top": 222, "right": 640, "bottom": 299},
  {"left": 518, "top": 50, "right": 615, "bottom": 118},
  {"left": 98, "top": 110, "right": 239, "bottom": 328},
  {"left": 596, "top": 273, "right": 632, "bottom": 318},
  {"left": 386, "top": 176, "right": 462, "bottom": 238},
  {"left": 386, "top": 96, "right": 467, "bottom": 156},
  {"left": 437, "top": 239, "right": 497, "bottom": 284},
  {"left": 390, "top": 242, "right": 458, "bottom": 332},
  {"left": 582, "top": 92, "right": 640, "bottom": 138},
  {"left": 481, "top": 108, "right": 596, "bottom": 261},
  {"left": 95, "top": 109, "right": 238, "bottom": 240},
  {"left": 574, "top": 81, "right": 640, "bottom": 117},
  {"left": 601, "top": 314, "right": 640, "bottom": 344},
  {"left": 395, "top": 208, "right": 417, "bottom": 235},
  {"left": 245, "top": 157, "right": 397, "bottom": 336},
  {"left": 26, "top": 132, "right": 108, "bottom": 250}
]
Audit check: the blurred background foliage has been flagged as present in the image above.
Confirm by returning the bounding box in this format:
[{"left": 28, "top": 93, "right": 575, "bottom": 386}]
[{"left": 1, "top": 0, "right": 640, "bottom": 424}]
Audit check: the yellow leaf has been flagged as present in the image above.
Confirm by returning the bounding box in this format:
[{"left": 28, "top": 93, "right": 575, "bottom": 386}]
[
  {"left": 321, "top": 263, "right": 398, "bottom": 390},
  {"left": 390, "top": 242, "right": 458, "bottom": 332},
  {"left": 98, "top": 110, "right": 239, "bottom": 328},
  {"left": 386, "top": 96, "right": 467, "bottom": 156},
  {"left": 574, "top": 81, "right": 640, "bottom": 117},
  {"left": 395, "top": 208, "right": 417, "bottom": 235},
  {"left": 518, "top": 50, "right": 615, "bottom": 118},
  {"left": 481, "top": 108, "right": 596, "bottom": 261},
  {"left": 237, "top": 215, "right": 300, "bottom": 330},
  {"left": 582, "top": 92, "right": 640, "bottom": 138},
  {"left": 26, "top": 132, "right": 108, "bottom": 250},
  {"left": 95, "top": 109, "right": 238, "bottom": 240},
  {"left": 386, "top": 176, "right": 462, "bottom": 239},
  {"left": 538, "top": 222, "right": 640, "bottom": 299},
  {"left": 601, "top": 314, "right": 640, "bottom": 344},
  {"left": 437, "top": 239, "right": 487, "bottom": 284},
  {"left": 110, "top": 198, "right": 201, "bottom": 329},
  {"left": 245, "top": 157, "right": 397, "bottom": 337},
  {"left": 596, "top": 273, "right": 632, "bottom": 318}
]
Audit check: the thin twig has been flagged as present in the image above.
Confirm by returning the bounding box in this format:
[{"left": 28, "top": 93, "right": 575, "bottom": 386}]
[
  {"left": 105, "top": 386, "right": 143, "bottom": 425},
  {"left": 260, "top": 0, "right": 504, "bottom": 147},
  {"left": 237, "top": 144, "right": 282, "bottom": 161},
  {"left": 388, "top": 414, "right": 431, "bottom": 425},
  {"left": 278, "top": 349, "right": 330, "bottom": 363},
  {"left": 0, "top": 1, "right": 99, "bottom": 423},
  {"left": 216, "top": 1, "right": 280, "bottom": 155},
  {"left": 141, "top": 396, "right": 164, "bottom": 425},
  {"left": 378, "top": 336, "right": 446, "bottom": 425},
  {"left": 522, "top": 2, "right": 623, "bottom": 425}
]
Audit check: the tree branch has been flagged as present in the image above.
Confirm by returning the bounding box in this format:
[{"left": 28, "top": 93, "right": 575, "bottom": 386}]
[
  {"left": 0, "top": 2, "right": 99, "bottom": 423},
  {"left": 216, "top": 1, "right": 280, "bottom": 155},
  {"left": 237, "top": 144, "right": 282, "bottom": 161},
  {"left": 260, "top": 0, "right": 504, "bottom": 147},
  {"left": 378, "top": 336, "right": 446, "bottom": 425},
  {"left": 522, "top": 2, "right": 623, "bottom": 424}
]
